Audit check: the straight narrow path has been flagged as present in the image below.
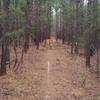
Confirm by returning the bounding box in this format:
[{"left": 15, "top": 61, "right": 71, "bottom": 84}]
[
  {"left": 44, "top": 45, "right": 76, "bottom": 100},
  {"left": 0, "top": 42, "right": 99, "bottom": 100}
]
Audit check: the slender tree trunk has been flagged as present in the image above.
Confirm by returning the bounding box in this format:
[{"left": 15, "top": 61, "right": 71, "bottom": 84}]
[
  {"left": 24, "top": 0, "right": 33, "bottom": 53},
  {"left": 0, "top": 0, "right": 10, "bottom": 75},
  {"left": 85, "top": 0, "right": 92, "bottom": 67}
]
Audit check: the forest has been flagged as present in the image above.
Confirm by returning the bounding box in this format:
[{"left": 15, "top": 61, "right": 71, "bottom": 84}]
[{"left": 0, "top": 0, "right": 100, "bottom": 100}]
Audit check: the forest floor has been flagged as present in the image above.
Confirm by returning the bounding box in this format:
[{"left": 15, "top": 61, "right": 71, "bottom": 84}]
[{"left": 0, "top": 40, "right": 100, "bottom": 100}]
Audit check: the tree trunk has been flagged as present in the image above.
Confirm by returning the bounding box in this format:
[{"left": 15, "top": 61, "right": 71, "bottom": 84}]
[
  {"left": 24, "top": 0, "right": 33, "bottom": 53},
  {"left": 0, "top": 0, "right": 10, "bottom": 75}
]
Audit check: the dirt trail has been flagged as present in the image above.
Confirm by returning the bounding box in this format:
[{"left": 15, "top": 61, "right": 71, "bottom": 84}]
[{"left": 0, "top": 42, "right": 100, "bottom": 100}]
